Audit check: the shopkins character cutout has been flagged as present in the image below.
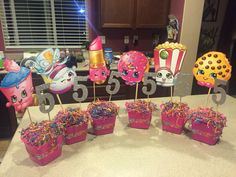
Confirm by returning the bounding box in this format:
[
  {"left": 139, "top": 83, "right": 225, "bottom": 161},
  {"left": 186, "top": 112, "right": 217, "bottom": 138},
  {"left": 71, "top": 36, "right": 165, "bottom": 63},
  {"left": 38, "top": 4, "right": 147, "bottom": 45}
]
[
  {"left": 0, "top": 59, "right": 34, "bottom": 112},
  {"left": 21, "top": 48, "right": 63, "bottom": 75},
  {"left": 89, "top": 36, "right": 110, "bottom": 84},
  {"left": 45, "top": 63, "right": 76, "bottom": 94},
  {"left": 193, "top": 51, "right": 231, "bottom": 88},
  {"left": 118, "top": 51, "right": 149, "bottom": 85},
  {"left": 89, "top": 66, "right": 110, "bottom": 84},
  {"left": 154, "top": 42, "right": 186, "bottom": 87}
]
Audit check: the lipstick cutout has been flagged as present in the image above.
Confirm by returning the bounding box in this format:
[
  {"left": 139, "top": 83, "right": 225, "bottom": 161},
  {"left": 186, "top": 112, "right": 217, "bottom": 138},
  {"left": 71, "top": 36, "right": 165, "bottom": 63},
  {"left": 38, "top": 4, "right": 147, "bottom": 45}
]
[{"left": 89, "top": 36, "right": 110, "bottom": 84}]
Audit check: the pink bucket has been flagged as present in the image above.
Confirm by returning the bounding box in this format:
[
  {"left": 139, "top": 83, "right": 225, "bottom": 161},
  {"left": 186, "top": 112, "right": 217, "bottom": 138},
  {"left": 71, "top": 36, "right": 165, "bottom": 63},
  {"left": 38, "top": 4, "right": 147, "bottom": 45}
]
[
  {"left": 22, "top": 135, "right": 63, "bottom": 166},
  {"left": 161, "top": 112, "right": 186, "bottom": 134},
  {"left": 191, "top": 120, "right": 222, "bottom": 145},
  {"left": 91, "top": 116, "right": 116, "bottom": 135},
  {"left": 128, "top": 111, "right": 152, "bottom": 129},
  {"left": 64, "top": 123, "right": 88, "bottom": 145}
]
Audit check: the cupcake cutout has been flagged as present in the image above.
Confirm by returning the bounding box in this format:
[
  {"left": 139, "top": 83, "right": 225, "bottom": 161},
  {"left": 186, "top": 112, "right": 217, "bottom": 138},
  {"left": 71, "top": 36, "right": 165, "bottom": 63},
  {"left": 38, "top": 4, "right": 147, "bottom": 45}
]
[{"left": 0, "top": 59, "right": 34, "bottom": 112}]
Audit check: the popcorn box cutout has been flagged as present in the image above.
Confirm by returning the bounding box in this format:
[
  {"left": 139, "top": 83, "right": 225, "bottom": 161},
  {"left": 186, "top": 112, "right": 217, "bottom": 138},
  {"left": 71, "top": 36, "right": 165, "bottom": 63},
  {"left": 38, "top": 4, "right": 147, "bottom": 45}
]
[
  {"left": 191, "top": 120, "right": 223, "bottom": 145},
  {"left": 22, "top": 135, "right": 63, "bottom": 166},
  {"left": 64, "top": 123, "right": 88, "bottom": 145},
  {"left": 128, "top": 111, "right": 152, "bottom": 129},
  {"left": 91, "top": 116, "right": 116, "bottom": 135},
  {"left": 161, "top": 112, "right": 186, "bottom": 134},
  {"left": 154, "top": 42, "right": 186, "bottom": 87}
]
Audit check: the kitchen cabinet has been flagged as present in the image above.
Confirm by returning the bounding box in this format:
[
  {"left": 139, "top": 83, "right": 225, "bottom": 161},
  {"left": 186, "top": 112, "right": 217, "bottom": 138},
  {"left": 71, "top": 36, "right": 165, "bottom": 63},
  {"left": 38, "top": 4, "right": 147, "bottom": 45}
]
[
  {"left": 0, "top": 74, "right": 17, "bottom": 138},
  {"left": 99, "top": 0, "right": 170, "bottom": 28}
]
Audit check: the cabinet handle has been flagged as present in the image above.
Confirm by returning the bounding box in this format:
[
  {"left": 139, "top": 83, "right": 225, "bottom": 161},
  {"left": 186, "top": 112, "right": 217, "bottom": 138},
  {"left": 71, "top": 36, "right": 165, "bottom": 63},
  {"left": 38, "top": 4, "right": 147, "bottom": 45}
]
[
  {"left": 35, "top": 84, "right": 55, "bottom": 113},
  {"left": 73, "top": 76, "right": 89, "bottom": 102}
]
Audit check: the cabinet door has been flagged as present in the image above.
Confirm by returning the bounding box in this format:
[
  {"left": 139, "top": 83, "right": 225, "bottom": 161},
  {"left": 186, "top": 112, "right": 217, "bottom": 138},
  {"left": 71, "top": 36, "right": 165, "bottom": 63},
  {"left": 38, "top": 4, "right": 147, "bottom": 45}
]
[
  {"left": 100, "top": 0, "right": 135, "bottom": 28},
  {"left": 135, "top": 0, "right": 170, "bottom": 28}
]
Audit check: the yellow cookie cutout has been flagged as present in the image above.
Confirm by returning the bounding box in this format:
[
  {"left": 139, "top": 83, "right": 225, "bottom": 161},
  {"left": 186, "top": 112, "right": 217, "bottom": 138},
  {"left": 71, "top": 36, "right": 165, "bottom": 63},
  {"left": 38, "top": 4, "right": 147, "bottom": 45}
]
[{"left": 193, "top": 51, "right": 231, "bottom": 88}]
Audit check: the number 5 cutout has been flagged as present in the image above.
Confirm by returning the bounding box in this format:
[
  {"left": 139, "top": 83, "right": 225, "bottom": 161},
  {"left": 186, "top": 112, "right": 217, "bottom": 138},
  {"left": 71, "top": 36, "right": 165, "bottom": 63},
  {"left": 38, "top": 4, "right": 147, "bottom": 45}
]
[
  {"left": 142, "top": 72, "right": 157, "bottom": 96},
  {"left": 106, "top": 71, "right": 121, "bottom": 95},
  {"left": 212, "top": 79, "right": 227, "bottom": 105},
  {"left": 35, "top": 84, "right": 55, "bottom": 113},
  {"left": 73, "top": 76, "right": 88, "bottom": 102}
]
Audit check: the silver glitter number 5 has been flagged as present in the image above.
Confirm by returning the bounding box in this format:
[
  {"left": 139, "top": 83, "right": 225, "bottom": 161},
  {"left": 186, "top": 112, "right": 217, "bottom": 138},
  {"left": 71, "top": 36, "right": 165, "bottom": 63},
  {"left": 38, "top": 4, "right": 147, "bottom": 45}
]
[
  {"left": 73, "top": 76, "right": 88, "bottom": 102},
  {"left": 35, "top": 84, "right": 55, "bottom": 113},
  {"left": 212, "top": 79, "right": 227, "bottom": 105}
]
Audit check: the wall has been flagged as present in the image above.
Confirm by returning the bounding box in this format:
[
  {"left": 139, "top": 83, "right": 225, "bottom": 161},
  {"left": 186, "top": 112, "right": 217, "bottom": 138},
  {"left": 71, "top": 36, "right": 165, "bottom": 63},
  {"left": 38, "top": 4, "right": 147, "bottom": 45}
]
[
  {"left": 197, "top": 0, "right": 229, "bottom": 56},
  {"left": 89, "top": 0, "right": 185, "bottom": 52},
  {"left": 174, "top": 0, "right": 205, "bottom": 96},
  {"left": 0, "top": 0, "right": 185, "bottom": 55},
  {"left": 0, "top": 20, "right": 4, "bottom": 51}
]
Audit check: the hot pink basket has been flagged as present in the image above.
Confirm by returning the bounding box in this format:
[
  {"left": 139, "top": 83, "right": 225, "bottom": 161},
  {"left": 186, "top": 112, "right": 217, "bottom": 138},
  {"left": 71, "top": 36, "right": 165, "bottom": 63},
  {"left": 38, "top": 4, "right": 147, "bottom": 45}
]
[
  {"left": 91, "top": 116, "right": 116, "bottom": 135},
  {"left": 161, "top": 112, "right": 186, "bottom": 134},
  {"left": 22, "top": 135, "right": 63, "bottom": 166},
  {"left": 128, "top": 111, "right": 152, "bottom": 129},
  {"left": 191, "top": 120, "right": 223, "bottom": 145},
  {"left": 64, "top": 123, "right": 88, "bottom": 145}
]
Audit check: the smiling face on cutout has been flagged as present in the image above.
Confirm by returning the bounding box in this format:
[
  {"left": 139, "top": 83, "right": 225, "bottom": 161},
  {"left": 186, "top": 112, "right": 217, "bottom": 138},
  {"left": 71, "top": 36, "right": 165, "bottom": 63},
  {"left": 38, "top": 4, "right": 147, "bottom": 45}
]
[
  {"left": 89, "top": 66, "right": 110, "bottom": 84},
  {"left": 1, "top": 73, "right": 34, "bottom": 112},
  {"left": 155, "top": 68, "right": 175, "bottom": 87},
  {"left": 50, "top": 67, "right": 76, "bottom": 94},
  {"left": 193, "top": 52, "right": 232, "bottom": 88},
  {"left": 118, "top": 51, "right": 149, "bottom": 85}
]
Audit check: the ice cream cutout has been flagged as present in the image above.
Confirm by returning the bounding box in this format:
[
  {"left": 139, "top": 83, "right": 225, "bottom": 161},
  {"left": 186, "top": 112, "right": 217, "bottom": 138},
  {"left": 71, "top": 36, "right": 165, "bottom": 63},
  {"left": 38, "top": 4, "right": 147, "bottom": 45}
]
[
  {"left": 46, "top": 63, "right": 76, "bottom": 94},
  {"left": 193, "top": 51, "right": 232, "bottom": 88},
  {"left": 89, "top": 37, "right": 110, "bottom": 84},
  {"left": 22, "top": 48, "right": 76, "bottom": 94},
  {"left": 0, "top": 59, "right": 34, "bottom": 112},
  {"left": 154, "top": 42, "right": 187, "bottom": 87},
  {"left": 118, "top": 51, "right": 149, "bottom": 86}
]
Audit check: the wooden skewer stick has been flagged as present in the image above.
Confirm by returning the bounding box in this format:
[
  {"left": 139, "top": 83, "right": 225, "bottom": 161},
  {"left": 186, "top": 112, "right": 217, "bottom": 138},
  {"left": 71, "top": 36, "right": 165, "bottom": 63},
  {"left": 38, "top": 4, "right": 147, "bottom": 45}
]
[
  {"left": 135, "top": 82, "right": 139, "bottom": 101},
  {"left": 147, "top": 94, "right": 150, "bottom": 102},
  {"left": 26, "top": 108, "right": 33, "bottom": 123},
  {"left": 205, "top": 88, "right": 212, "bottom": 107},
  {"left": 56, "top": 94, "right": 64, "bottom": 111},
  {"left": 170, "top": 86, "right": 173, "bottom": 102},
  {"left": 48, "top": 112, "right": 51, "bottom": 121},
  {"left": 93, "top": 82, "right": 96, "bottom": 102},
  {"left": 109, "top": 94, "right": 112, "bottom": 102}
]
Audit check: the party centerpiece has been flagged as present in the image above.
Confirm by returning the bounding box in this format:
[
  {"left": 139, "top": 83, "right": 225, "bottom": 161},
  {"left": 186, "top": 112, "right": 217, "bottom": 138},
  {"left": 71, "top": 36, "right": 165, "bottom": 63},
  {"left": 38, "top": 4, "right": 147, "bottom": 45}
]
[
  {"left": 160, "top": 101, "right": 189, "bottom": 134},
  {"left": 54, "top": 107, "right": 89, "bottom": 145},
  {"left": 125, "top": 100, "right": 157, "bottom": 129},
  {"left": 87, "top": 100, "right": 119, "bottom": 135},
  {"left": 154, "top": 42, "right": 188, "bottom": 134},
  {"left": 188, "top": 107, "right": 226, "bottom": 145},
  {"left": 21, "top": 120, "right": 64, "bottom": 166},
  {"left": 191, "top": 51, "right": 231, "bottom": 144}
]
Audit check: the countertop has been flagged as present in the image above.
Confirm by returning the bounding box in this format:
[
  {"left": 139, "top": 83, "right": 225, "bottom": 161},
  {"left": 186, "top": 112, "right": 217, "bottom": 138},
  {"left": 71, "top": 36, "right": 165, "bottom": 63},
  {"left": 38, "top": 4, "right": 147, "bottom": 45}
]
[
  {"left": 0, "top": 62, "right": 119, "bottom": 74},
  {"left": 0, "top": 61, "right": 155, "bottom": 74},
  {"left": 0, "top": 95, "right": 236, "bottom": 177}
]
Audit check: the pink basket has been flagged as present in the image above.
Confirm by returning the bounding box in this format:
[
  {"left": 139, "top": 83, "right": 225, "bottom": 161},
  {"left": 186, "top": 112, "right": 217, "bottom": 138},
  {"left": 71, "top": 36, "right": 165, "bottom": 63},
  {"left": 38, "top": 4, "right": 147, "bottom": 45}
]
[
  {"left": 64, "top": 123, "right": 88, "bottom": 145},
  {"left": 191, "top": 120, "right": 222, "bottom": 145},
  {"left": 22, "top": 135, "right": 63, "bottom": 166},
  {"left": 128, "top": 111, "right": 152, "bottom": 129},
  {"left": 161, "top": 112, "right": 186, "bottom": 134},
  {"left": 91, "top": 116, "right": 116, "bottom": 135}
]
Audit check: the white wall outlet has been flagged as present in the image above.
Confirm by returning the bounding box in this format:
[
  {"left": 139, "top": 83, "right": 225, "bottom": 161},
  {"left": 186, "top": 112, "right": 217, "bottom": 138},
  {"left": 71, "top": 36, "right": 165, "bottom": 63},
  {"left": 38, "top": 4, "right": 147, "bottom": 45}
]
[
  {"left": 100, "top": 35, "right": 106, "bottom": 44},
  {"left": 133, "top": 35, "right": 138, "bottom": 44},
  {"left": 124, "top": 36, "right": 129, "bottom": 44}
]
